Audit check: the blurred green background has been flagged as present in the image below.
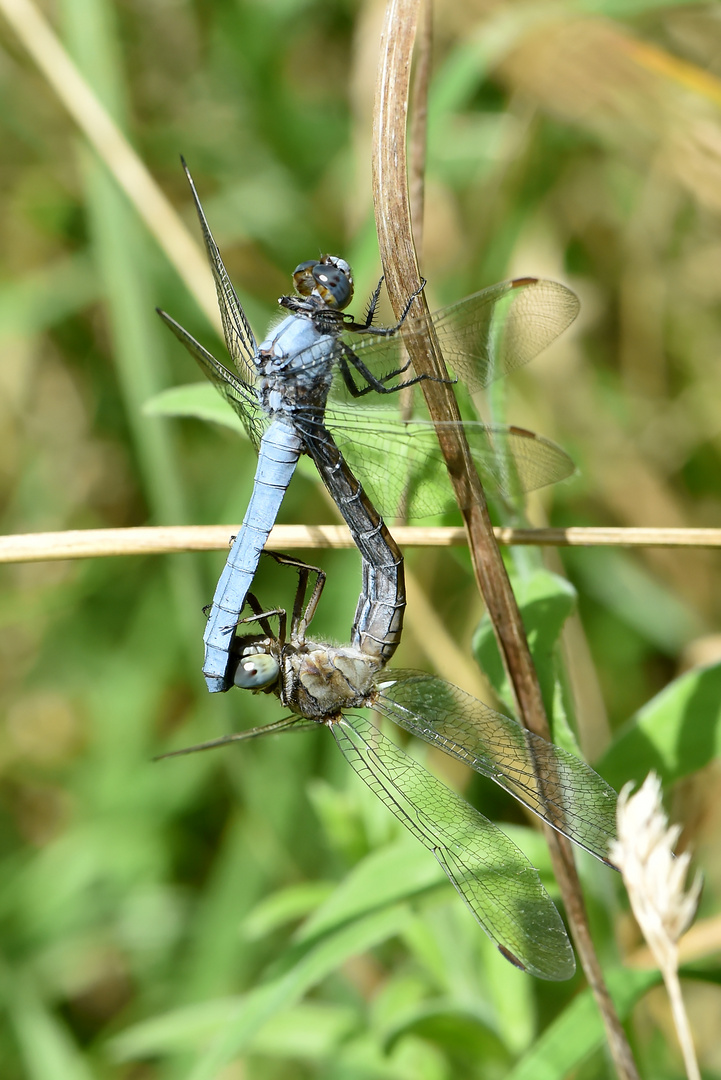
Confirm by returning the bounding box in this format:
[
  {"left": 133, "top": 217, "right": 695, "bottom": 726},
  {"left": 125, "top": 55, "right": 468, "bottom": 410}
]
[{"left": 2, "top": 0, "right": 721, "bottom": 1077}]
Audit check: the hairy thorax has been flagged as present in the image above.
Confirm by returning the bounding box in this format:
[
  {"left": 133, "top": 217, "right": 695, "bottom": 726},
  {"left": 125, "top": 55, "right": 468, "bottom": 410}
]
[
  {"left": 282, "top": 642, "right": 381, "bottom": 720},
  {"left": 257, "top": 314, "right": 337, "bottom": 416}
]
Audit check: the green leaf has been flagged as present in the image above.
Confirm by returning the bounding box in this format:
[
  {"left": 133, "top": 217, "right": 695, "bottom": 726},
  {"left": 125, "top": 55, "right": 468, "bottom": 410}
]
[
  {"left": 233, "top": 1002, "right": 358, "bottom": 1059},
  {"left": 111, "top": 907, "right": 407, "bottom": 1068},
  {"left": 113, "top": 840, "right": 457, "bottom": 1073},
  {"left": 242, "top": 881, "right": 336, "bottom": 940},
  {"left": 473, "top": 568, "right": 576, "bottom": 714},
  {"left": 111, "top": 997, "right": 356, "bottom": 1062},
  {"left": 562, "top": 547, "right": 705, "bottom": 655},
  {"left": 382, "top": 1003, "right": 510, "bottom": 1067},
  {"left": 108, "top": 998, "right": 244, "bottom": 1060},
  {"left": 143, "top": 383, "right": 248, "bottom": 437},
  {"left": 507, "top": 966, "right": 659, "bottom": 1079},
  {"left": 5, "top": 976, "right": 95, "bottom": 1080},
  {"left": 598, "top": 661, "right": 721, "bottom": 789},
  {"left": 187, "top": 904, "right": 409, "bottom": 1080},
  {"left": 296, "top": 838, "right": 449, "bottom": 945}
]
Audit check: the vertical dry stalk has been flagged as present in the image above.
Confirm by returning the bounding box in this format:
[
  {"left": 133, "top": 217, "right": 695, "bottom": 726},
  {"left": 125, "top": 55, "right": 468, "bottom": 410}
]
[
  {"left": 407, "top": 0, "right": 431, "bottom": 256},
  {"left": 371, "top": 2, "right": 639, "bottom": 1077},
  {"left": 611, "top": 774, "right": 702, "bottom": 1080}
]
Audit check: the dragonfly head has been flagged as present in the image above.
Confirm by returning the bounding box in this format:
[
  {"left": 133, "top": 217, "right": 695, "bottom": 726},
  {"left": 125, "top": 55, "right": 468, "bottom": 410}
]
[
  {"left": 292, "top": 255, "right": 354, "bottom": 310},
  {"left": 232, "top": 651, "right": 280, "bottom": 691}
]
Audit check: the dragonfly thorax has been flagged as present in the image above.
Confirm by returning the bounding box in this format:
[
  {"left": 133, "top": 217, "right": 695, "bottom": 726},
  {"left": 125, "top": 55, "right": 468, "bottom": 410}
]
[
  {"left": 258, "top": 312, "right": 330, "bottom": 359},
  {"left": 283, "top": 643, "right": 379, "bottom": 720},
  {"left": 257, "top": 314, "right": 338, "bottom": 417}
]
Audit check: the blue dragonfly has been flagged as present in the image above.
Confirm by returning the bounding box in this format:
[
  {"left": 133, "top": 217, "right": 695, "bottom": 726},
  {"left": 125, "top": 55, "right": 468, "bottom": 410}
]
[
  {"left": 159, "top": 551, "right": 617, "bottom": 981},
  {"left": 158, "top": 162, "right": 579, "bottom": 693}
]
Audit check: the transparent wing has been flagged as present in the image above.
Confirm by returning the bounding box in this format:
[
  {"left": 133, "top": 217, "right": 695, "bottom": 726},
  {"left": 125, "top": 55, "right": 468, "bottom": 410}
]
[
  {"left": 430, "top": 278, "right": 580, "bottom": 389},
  {"left": 157, "top": 309, "right": 265, "bottom": 449},
  {"left": 152, "top": 338, "right": 573, "bottom": 511},
  {"left": 314, "top": 410, "right": 575, "bottom": 516},
  {"left": 333, "top": 277, "right": 579, "bottom": 397},
  {"left": 375, "top": 673, "right": 617, "bottom": 866},
  {"left": 182, "top": 158, "right": 258, "bottom": 386},
  {"left": 156, "top": 714, "right": 318, "bottom": 760},
  {"left": 332, "top": 713, "right": 575, "bottom": 980}
]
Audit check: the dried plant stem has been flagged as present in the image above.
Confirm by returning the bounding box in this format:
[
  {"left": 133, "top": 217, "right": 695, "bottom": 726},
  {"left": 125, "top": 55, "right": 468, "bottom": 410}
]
[
  {"left": 630, "top": 911, "right": 721, "bottom": 968},
  {"left": 2, "top": 525, "right": 720, "bottom": 565},
  {"left": 408, "top": 0, "right": 431, "bottom": 254},
  {"left": 666, "top": 969, "right": 701, "bottom": 1080},
  {"left": 373, "top": 0, "right": 554, "bottom": 733},
  {"left": 371, "top": 2, "right": 639, "bottom": 1076}
]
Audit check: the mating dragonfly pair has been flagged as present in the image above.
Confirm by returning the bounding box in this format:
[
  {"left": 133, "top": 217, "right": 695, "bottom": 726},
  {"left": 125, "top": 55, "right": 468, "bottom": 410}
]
[{"left": 157, "top": 162, "right": 616, "bottom": 981}]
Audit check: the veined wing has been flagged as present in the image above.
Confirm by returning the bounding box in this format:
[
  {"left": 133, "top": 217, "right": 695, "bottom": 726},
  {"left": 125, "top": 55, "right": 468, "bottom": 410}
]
[
  {"left": 375, "top": 673, "right": 617, "bottom": 867},
  {"left": 333, "top": 278, "right": 579, "bottom": 399},
  {"left": 430, "top": 278, "right": 580, "bottom": 389},
  {"left": 157, "top": 310, "right": 265, "bottom": 449},
  {"left": 332, "top": 712, "right": 575, "bottom": 980},
  {"left": 317, "top": 409, "right": 575, "bottom": 517},
  {"left": 157, "top": 714, "right": 320, "bottom": 760},
  {"left": 182, "top": 158, "right": 258, "bottom": 386},
  {"left": 152, "top": 368, "right": 574, "bottom": 515}
]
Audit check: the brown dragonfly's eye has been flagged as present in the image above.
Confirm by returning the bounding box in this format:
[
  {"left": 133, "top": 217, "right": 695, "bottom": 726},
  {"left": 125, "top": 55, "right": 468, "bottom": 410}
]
[
  {"left": 292, "top": 256, "right": 354, "bottom": 309},
  {"left": 292, "top": 260, "right": 318, "bottom": 297}
]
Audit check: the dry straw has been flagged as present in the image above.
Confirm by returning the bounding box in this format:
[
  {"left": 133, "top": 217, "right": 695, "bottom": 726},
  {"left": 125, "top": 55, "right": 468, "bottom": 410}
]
[
  {"left": 371, "top": 3, "right": 640, "bottom": 1076},
  {"left": 1, "top": 525, "right": 721, "bottom": 564}
]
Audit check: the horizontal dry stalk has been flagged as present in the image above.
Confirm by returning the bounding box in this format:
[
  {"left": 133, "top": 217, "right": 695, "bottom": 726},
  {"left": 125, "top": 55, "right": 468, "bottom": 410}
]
[{"left": 2, "top": 525, "right": 721, "bottom": 564}]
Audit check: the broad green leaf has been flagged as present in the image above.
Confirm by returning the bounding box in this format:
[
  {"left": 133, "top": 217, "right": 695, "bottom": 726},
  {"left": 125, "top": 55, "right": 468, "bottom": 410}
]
[
  {"left": 110, "top": 999, "right": 357, "bottom": 1061},
  {"left": 144, "top": 383, "right": 248, "bottom": 437},
  {"left": 507, "top": 966, "right": 659, "bottom": 1079},
  {"left": 242, "top": 881, "right": 336, "bottom": 940},
  {"left": 5, "top": 977, "right": 94, "bottom": 1080},
  {"left": 598, "top": 661, "right": 721, "bottom": 790},
  {"left": 473, "top": 568, "right": 576, "bottom": 721},
  {"left": 111, "top": 906, "right": 408, "bottom": 1068},
  {"left": 188, "top": 905, "right": 410, "bottom": 1080},
  {"left": 297, "top": 839, "right": 448, "bottom": 944},
  {"left": 109, "top": 998, "right": 244, "bottom": 1060},
  {"left": 382, "top": 1003, "right": 510, "bottom": 1069},
  {"left": 228, "top": 1001, "right": 358, "bottom": 1059}
]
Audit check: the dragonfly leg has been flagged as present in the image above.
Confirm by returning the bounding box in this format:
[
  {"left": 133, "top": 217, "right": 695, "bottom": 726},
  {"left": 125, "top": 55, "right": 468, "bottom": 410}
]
[
  {"left": 262, "top": 551, "right": 325, "bottom": 577},
  {"left": 355, "top": 275, "right": 385, "bottom": 330},
  {"left": 261, "top": 550, "right": 326, "bottom": 642},
  {"left": 295, "top": 566, "right": 326, "bottom": 640},
  {"left": 343, "top": 278, "right": 426, "bottom": 335},
  {"left": 338, "top": 346, "right": 413, "bottom": 393},
  {"left": 240, "top": 592, "right": 287, "bottom": 645},
  {"left": 339, "top": 341, "right": 454, "bottom": 397}
]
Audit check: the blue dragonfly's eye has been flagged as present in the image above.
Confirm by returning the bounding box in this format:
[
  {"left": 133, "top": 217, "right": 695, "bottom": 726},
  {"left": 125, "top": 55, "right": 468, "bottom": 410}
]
[
  {"left": 313, "top": 258, "right": 353, "bottom": 309},
  {"left": 233, "top": 653, "right": 280, "bottom": 690}
]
